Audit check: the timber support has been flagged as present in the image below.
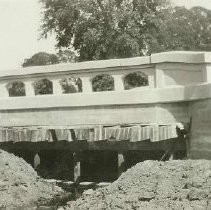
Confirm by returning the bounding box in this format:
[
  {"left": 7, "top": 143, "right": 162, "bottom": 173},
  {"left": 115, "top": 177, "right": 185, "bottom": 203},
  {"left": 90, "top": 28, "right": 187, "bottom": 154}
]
[{"left": 118, "top": 151, "right": 126, "bottom": 177}]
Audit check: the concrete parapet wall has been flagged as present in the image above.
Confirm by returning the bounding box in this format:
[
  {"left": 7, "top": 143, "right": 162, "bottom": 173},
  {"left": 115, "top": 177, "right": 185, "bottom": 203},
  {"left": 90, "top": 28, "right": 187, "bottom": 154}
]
[
  {"left": 0, "top": 51, "right": 210, "bottom": 98},
  {"left": 0, "top": 103, "right": 190, "bottom": 127}
]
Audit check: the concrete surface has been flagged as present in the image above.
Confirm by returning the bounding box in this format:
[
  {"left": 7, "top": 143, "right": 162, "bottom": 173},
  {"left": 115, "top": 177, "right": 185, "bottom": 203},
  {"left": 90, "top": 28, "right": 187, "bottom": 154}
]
[{"left": 0, "top": 51, "right": 211, "bottom": 158}]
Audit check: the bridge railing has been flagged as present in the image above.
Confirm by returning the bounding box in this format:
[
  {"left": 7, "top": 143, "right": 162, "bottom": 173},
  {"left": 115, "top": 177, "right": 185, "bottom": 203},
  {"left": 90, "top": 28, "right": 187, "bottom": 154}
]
[
  {"left": 0, "top": 51, "right": 210, "bottom": 99},
  {"left": 0, "top": 56, "right": 154, "bottom": 98}
]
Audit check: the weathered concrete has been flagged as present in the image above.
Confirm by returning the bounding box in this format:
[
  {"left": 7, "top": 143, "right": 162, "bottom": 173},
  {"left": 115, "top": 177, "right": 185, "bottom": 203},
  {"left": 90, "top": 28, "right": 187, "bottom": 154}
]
[
  {"left": 189, "top": 99, "right": 211, "bottom": 159},
  {"left": 0, "top": 51, "right": 211, "bottom": 159}
]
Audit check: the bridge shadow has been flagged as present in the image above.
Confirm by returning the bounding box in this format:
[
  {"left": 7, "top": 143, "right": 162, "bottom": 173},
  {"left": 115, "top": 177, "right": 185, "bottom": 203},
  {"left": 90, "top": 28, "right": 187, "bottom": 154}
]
[{"left": 0, "top": 138, "right": 186, "bottom": 182}]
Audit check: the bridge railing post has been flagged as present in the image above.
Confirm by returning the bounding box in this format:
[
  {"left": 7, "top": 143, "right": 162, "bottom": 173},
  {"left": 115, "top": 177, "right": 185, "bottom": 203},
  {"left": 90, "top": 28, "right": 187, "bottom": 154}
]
[
  {"left": 0, "top": 81, "right": 9, "bottom": 97},
  {"left": 203, "top": 64, "right": 211, "bottom": 83},
  {"left": 52, "top": 78, "right": 63, "bottom": 95},
  {"left": 113, "top": 74, "right": 124, "bottom": 91},
  {"left": 155, "top": 64, "right": 165, "bottom": 88},
  {"left": 25, "top": 80, "right": 35, "bottom": 96},
  {"left": 81, "top": 76, "right": 92, "bottom": 93}
]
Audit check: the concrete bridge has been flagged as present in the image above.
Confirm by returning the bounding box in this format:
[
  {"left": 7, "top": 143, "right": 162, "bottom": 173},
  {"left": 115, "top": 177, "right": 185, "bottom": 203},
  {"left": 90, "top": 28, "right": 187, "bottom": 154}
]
[{"left": 0, "top": 51, "right": 211, "bottom": 180}]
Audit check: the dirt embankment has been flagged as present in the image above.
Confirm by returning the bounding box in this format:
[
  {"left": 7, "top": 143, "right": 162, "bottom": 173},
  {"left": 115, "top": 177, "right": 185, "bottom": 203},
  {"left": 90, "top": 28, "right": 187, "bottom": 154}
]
[
  {"left": 66, "top": 160, "right": 211, "bottom": 210},
  {"left": 0, "top": 149, "right": 63, "bottom": 209}
]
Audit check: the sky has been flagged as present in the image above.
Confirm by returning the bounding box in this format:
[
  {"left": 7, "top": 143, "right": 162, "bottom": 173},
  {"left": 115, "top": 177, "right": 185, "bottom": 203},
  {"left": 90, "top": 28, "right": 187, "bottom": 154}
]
[{"left": 0, "top": 0, "right": 211, "bottom": 71}]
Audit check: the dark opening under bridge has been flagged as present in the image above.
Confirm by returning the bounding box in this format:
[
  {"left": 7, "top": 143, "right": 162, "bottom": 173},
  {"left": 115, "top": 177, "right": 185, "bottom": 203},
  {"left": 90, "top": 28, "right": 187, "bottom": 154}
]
[{"left": 0, "top": 51, "right": 211, "bottom": 181}]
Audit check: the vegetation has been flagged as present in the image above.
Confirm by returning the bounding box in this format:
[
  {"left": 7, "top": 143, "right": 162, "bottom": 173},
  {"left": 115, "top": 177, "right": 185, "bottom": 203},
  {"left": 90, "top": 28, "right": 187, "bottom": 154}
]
[
  {"left": 22, "top": 52, "right": 59, "bottom": 67},
  {"left": 40, "top": 0, "right": 211, "bottom": 61},
  {"left": 158, "top": 6, "right": 211, "bottom": 51},
  {"left": 40, "top": 0, "right": 170, "bottom": 60},
  {"left": 22, "top": 50, "right": 77, "bottom": 68}
]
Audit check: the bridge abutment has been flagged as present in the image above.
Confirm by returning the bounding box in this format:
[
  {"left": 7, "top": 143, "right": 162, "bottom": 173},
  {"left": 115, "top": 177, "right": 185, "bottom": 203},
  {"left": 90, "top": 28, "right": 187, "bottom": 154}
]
[{"left": 189, "top": 99, "right": 211, "bottom": 159}]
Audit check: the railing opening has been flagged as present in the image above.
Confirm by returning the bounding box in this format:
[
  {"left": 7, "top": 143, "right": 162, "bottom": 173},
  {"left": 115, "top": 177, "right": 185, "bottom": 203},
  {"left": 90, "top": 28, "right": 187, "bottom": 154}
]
[
  {"left": 34, "top": 79, "right": 53, "bottom": 95},
  {"left": 124, "top": 72, "right": 149, "bottom": 90},
  {"left": 60, "top": 77, "right": 82, "bottom": 94},
  {"left": 92, "top": 74, "right": 114, "bottom": 92},
  {"left": 7, "top": 81, "right": 26, "bottom": 97}
]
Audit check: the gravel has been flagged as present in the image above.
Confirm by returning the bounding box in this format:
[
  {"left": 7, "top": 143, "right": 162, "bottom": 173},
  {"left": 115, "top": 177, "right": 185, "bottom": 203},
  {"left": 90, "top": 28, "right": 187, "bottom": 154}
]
[
  {"left": 0, "top": 149, "right": 63, "bottom": 209},
  {"left": 66, "top": 160, "right": 211, "bottom": 210}
]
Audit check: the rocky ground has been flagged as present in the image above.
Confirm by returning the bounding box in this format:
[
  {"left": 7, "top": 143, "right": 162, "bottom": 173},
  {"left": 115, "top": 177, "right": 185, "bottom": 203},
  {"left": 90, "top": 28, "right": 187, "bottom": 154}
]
[
  {"left": 0, "top": 149, "right": 64, "bottom": 209},
  {"left": 65, "top": 160, "right": 211, "bottom": 210},
  {"left": 1, "top": 148, "right": 211, "bottom": 210}
]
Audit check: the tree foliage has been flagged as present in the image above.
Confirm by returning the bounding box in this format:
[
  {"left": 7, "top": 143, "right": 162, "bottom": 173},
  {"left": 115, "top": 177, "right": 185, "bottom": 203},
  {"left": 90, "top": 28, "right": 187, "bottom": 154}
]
[
  {"left": 57, "top": 50, "right": 79, "bottom": 63},
  {"left": 156, "top": 6, "right": 211, "bottom": 52},
  {"left": 23, "top": 51, "right": 77, "bottom": 68},
  {"left": 22, "top": 52, "right": 59, "bottom": 67},
  {"left": 40, "top": 1, "right": 211, "bottom": 61},
  {"left": 40, "top": 0, "right": 171, "bottom": 60}
]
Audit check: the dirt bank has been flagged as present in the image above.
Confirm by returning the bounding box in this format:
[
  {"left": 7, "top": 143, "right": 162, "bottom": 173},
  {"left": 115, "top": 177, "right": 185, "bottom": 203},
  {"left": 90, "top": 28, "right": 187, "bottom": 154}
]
[
  {"left": 66, "top": 160, "right": 211, "bottom": 210},
  {"left": 0, "top": 149, "right": 63, "bottom": 209}
]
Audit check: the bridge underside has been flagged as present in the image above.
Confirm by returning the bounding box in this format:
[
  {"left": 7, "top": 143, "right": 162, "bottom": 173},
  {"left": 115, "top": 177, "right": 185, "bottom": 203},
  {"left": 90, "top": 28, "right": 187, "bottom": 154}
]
[
  {"left": 0, "top": 123, "right": 186, "bottom": 182},
  {"left": 0, "top": 137, "right": 186, "bottom": 182},
  {"left": 0, "top": 136, "right": 185, "bottom": 151}
]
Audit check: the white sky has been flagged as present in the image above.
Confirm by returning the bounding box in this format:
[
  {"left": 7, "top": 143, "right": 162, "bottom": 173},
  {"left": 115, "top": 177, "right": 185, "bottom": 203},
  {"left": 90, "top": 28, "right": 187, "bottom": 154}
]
[{"left": 0, "top": 0, "right": 211, "bottom": 71}]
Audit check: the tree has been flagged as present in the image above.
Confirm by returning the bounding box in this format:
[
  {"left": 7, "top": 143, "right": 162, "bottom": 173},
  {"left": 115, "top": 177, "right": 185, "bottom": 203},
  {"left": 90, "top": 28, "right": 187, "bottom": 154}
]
[
  {"left": 57, "top": 50, "right": 79, "bottom": 63},
  {"left": 40, "top": 0, "right": 171, "bottom": 61},
  {"left": 40, "top": 1, "right": 211, "bottom": 61},
  {"left": 22, "top": 52, "right": 59, "bottom": 67},
  {"left": 23, "top": 50, "right": 77, "bottom": 68},
  {"left": 155, "top": 6, "right": 211, "bottom": 52}
]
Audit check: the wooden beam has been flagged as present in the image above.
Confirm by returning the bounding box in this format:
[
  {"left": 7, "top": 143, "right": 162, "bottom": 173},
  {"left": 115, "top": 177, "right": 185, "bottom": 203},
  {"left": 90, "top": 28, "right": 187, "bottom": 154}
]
[
  {"left": 169, "top": 152, "right": 175, "bottom": 160},
  {"left": 34, "top": 153, "right": 40, "bottom": 169},
  {"left": 118, "top": 152, "right": 125, "bottom": 177},
  {"left": 73, "top": 152, "right": 81, "bottom": 183},
  {"left": 0, "top": 138, "right": 186, "bottom": 152}
]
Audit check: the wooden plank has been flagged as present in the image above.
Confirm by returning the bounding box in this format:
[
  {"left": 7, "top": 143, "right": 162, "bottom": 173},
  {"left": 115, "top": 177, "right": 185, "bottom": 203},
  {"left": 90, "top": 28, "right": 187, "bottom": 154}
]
[{"left": 0, "top": 121, "right": 187, "bottom": 143}]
